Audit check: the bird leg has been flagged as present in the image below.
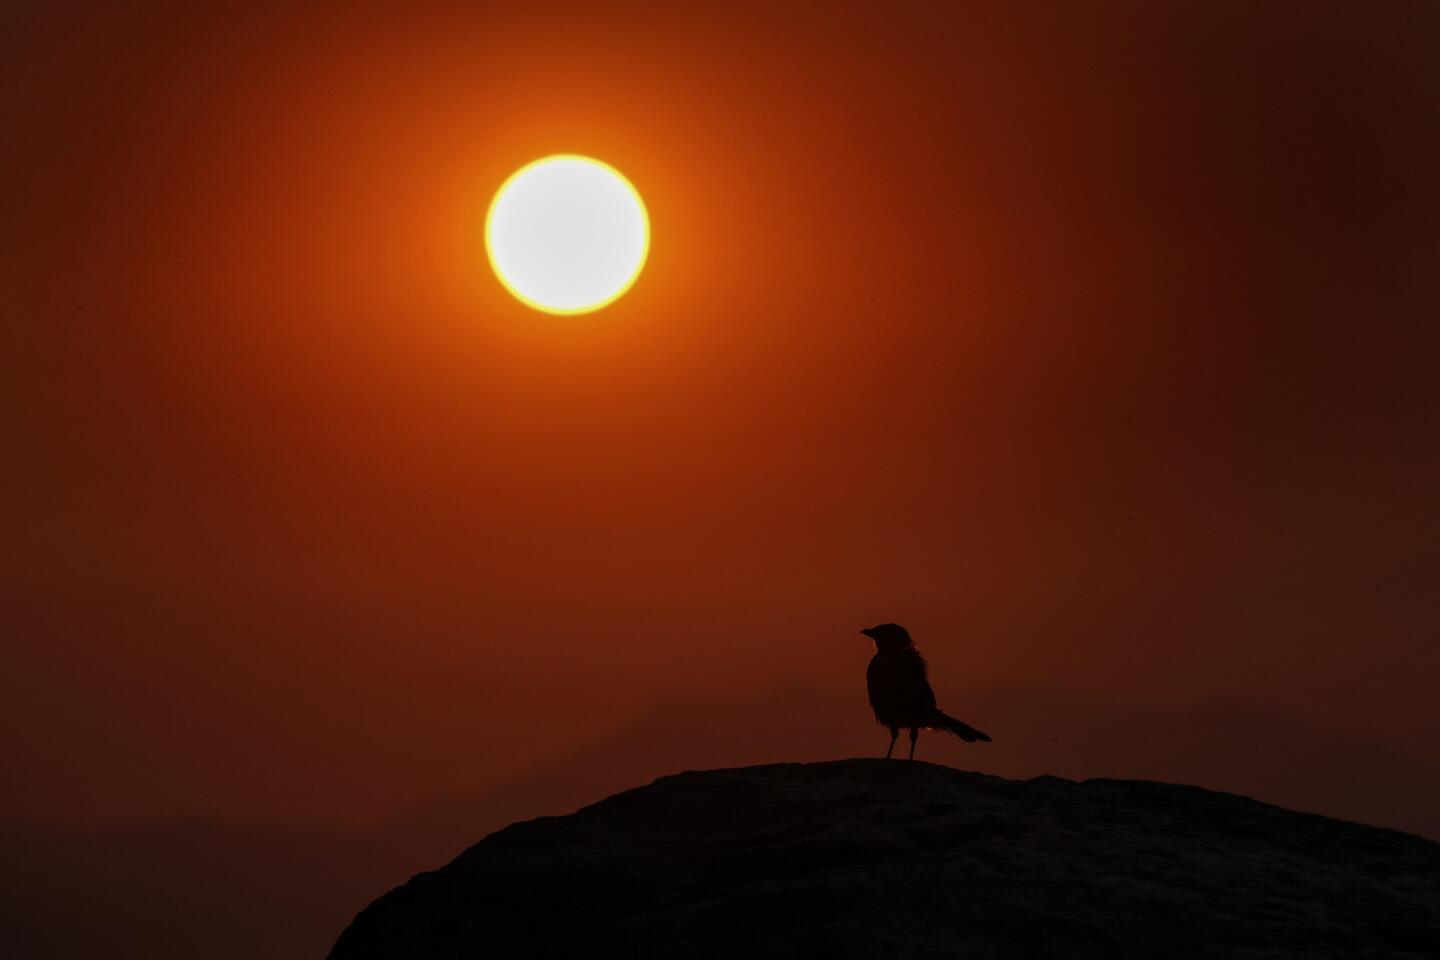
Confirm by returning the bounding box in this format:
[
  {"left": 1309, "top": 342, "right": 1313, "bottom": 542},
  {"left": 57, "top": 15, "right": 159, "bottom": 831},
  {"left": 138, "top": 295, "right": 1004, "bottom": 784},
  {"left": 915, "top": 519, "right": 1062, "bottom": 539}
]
[
  {"left": 885, "top": 727, "right": 899, "bottom": 759},
  {"left": 908, "top": 727, "right": 919, "bottom": 760}
]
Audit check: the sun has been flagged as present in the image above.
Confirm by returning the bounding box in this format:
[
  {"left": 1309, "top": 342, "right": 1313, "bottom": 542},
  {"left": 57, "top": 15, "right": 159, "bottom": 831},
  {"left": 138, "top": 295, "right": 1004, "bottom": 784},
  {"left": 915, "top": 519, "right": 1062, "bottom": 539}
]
[{"left": 485, "top": 155, "right": 650, "bottom": 315}]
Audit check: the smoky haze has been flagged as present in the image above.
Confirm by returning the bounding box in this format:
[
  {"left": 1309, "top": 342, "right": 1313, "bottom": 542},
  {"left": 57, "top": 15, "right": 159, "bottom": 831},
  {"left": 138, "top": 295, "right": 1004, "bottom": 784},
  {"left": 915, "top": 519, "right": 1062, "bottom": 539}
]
[{"left": 4, "top": 2, "right": 1439, "bottom": 957}]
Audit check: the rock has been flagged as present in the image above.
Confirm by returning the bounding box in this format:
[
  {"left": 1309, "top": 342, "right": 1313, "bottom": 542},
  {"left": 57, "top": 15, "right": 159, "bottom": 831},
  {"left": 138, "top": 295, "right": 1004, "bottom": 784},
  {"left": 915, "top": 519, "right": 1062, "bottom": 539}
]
[{"left": 329, "top": 759, "right": 1440, "bottom": 958}]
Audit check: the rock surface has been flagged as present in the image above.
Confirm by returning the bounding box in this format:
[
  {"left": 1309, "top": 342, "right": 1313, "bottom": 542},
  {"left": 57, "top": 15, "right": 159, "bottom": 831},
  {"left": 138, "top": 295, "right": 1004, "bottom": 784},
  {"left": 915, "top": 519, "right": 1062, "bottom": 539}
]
[{"left": 329, "top": 760, "right": 1440, "bottom": 958}]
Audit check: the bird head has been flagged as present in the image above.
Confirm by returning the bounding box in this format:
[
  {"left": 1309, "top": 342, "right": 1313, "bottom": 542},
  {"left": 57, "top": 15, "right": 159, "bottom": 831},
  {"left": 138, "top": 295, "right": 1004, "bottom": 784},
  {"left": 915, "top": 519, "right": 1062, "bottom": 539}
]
[{"left": 860, "top": 623, "right": 913, "bottom": 651}]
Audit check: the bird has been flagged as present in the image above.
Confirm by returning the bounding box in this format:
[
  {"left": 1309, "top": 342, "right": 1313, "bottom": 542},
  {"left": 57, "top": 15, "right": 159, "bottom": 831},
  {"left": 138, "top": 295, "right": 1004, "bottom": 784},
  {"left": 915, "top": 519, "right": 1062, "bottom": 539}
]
[{"left": 860, "top": 623, "right": 992, "bottom": 760}]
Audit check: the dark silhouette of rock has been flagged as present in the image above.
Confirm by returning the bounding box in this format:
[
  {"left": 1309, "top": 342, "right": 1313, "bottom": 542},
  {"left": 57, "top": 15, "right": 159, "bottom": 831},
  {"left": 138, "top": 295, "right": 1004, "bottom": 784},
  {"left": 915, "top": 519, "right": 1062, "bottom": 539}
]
[{"left": 329, "top": 760, "right": 1440, "bottom": 959}]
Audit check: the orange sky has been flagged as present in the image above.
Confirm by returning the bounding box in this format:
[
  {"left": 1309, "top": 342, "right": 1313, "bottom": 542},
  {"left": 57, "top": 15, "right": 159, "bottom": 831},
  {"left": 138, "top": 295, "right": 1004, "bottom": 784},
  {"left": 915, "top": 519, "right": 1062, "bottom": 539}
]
[{"left": 6, "top": 0, "right": 1439, "bottom": 881}]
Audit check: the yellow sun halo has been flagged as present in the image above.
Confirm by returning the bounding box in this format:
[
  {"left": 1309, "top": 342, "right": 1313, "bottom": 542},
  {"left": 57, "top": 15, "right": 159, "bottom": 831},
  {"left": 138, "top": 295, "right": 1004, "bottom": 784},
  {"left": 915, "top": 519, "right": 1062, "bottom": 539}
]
[{"left": 485, "top": 155, "right": 649, "bottom": 315}]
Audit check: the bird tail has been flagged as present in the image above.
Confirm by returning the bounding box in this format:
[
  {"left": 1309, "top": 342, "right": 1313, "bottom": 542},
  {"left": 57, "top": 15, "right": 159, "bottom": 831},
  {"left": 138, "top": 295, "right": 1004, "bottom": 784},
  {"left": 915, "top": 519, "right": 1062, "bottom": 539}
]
[{"left": 932, "top": 709, "right": 992, "bottom": 743}]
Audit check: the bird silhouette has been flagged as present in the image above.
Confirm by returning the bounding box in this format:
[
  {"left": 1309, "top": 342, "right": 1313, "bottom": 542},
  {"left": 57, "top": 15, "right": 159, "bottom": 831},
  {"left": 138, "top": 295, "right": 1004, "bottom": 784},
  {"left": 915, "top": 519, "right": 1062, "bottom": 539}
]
[{"left": 860, "top": 623, "right": 992, "bottom": 760}]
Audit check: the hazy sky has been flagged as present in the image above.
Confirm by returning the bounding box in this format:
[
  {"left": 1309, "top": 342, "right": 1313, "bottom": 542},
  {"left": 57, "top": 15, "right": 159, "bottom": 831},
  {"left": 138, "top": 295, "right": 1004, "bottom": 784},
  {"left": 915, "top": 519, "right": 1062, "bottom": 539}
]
[{"left": 5, "top": 1, "right": 1439, "bottom": 953}]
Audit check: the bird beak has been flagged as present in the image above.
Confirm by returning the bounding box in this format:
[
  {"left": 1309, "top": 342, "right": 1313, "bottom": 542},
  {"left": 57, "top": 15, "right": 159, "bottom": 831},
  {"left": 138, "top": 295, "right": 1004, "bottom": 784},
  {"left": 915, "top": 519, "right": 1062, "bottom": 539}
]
[{"left": 859, "top": 628, "right": 875, "bottom": 638}]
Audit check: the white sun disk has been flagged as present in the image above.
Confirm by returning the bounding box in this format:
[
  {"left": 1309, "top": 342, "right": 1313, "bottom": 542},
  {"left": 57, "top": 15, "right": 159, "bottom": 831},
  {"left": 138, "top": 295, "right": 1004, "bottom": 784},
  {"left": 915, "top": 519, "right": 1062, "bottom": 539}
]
[{"left": 485, "top": 155, "right": 649, "bottom": 314}]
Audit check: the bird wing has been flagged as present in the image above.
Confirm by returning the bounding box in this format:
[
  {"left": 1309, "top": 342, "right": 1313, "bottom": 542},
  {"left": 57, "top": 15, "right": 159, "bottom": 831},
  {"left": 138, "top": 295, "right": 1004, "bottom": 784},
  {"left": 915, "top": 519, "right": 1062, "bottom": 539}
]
[
  {"left": 903, "top": 648, "right": 938, "bottom": 712},
  {"left": 866, "top": 648, "right": 937, "bottom": 725}
]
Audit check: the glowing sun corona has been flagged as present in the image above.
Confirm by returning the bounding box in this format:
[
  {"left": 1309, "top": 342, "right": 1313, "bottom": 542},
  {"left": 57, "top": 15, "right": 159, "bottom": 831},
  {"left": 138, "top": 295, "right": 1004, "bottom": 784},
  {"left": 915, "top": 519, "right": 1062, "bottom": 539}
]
[{"left": 485, "top": 155, "right": 650, "bottom": 315}]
